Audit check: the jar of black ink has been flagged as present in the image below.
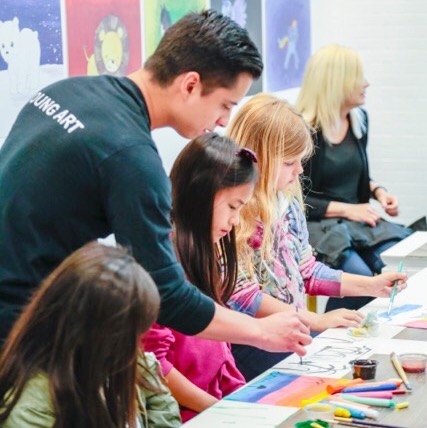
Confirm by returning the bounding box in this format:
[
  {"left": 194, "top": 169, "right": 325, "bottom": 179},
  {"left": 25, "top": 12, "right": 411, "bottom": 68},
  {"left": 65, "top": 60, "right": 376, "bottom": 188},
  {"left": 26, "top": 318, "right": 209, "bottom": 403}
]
[{"left": 349, "top": 359, "right": 378, "bottom": 380}]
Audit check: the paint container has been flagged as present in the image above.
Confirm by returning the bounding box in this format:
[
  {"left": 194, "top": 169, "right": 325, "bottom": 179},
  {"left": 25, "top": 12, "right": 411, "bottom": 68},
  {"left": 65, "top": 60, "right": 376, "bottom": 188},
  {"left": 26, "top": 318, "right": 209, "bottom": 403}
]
[
  {"left": 304, "top": 403, "right": 335, "bottom": 420},
  {"left": 294, "top": 420, "right": 329, "bottom": 428},
  {"left": 399, "top": 353, "right": 427, "bottom": 373},
  {"left": 349, "top": 359, "right": 378, "bottom": 380}
]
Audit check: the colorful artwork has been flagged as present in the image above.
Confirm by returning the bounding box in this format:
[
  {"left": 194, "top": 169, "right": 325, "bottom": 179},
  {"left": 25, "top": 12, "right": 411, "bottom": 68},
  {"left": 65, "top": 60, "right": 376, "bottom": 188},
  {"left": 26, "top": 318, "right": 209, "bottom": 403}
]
[
  {"left": 378, "top": 304, "right": 427, "bottom": 329},
  {"left": 210, "top": 0, "right": 263, "bottom": 95},
  {"left": 65, "top": 0, "right": 141, "bottom": 77},
  {"left": 143, "top": 0, "right": 207, "bottom": 61},
  {"left": 0, "top": 0, "right": 63, "bottom": 139},
  {"left": 225, "top": 371, "right": 339, "bottom": 407},
  {"left": 264, "top": 0, "right": 310, "bottom": 91}
]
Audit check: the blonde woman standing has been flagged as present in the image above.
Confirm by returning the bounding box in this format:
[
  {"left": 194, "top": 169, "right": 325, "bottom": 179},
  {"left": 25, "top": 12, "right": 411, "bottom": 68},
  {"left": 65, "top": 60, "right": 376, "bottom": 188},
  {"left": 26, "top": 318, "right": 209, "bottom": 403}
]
[{"left": 297, "top": 44, "right": 411, "bottom": 312}]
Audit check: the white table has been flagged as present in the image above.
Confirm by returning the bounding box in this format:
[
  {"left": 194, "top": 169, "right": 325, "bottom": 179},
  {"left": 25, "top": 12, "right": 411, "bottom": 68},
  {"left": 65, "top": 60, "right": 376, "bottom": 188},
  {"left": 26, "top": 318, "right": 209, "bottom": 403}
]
[
  {"left": 182, "top": 268, "right": 427, "bottom": 428},
  {"left": 381, "top": 231, "right": 427, "bottom": 275}
]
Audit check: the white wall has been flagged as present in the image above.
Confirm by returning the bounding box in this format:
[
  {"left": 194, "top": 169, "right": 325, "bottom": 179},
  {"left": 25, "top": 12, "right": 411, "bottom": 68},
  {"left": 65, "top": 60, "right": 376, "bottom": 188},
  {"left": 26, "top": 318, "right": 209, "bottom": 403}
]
[
  {"left": 155, "top": 0, "right": 427, "bottom": 227},
  {"left": 310, "top": 0, "right": 427, "bottom": 226}
]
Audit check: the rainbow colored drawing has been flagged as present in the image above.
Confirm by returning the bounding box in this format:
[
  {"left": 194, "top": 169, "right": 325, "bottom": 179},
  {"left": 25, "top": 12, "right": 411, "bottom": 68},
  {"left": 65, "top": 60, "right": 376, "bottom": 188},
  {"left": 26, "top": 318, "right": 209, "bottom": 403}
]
[{"left": 225, "top": 371, "right": 340, "bottom": 408}]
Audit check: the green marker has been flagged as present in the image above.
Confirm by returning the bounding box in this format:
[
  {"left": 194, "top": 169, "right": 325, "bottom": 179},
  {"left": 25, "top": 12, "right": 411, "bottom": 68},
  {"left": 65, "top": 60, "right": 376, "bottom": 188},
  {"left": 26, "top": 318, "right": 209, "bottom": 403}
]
[{"left": 387, "top": 261, "right": 403, "bottom": 315}]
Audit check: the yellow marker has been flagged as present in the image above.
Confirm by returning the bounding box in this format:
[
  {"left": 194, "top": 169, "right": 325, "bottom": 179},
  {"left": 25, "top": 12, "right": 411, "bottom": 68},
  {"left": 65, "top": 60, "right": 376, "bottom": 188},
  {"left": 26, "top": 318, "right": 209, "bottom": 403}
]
[
  {"left": 334, "top": 407, "right": 351, "bottom": 418},
  {"left": 396, "top": 401, "right": 409, "bottom": 410},
  {"left": 310, "top": 423, "right": 325, "bottom": 428}
]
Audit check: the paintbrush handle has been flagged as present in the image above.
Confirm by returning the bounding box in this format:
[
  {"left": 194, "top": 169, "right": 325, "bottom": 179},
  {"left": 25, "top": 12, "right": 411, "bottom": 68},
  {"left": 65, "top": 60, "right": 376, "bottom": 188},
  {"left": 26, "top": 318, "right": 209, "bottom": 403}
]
[
  {"left": 296, "top": 306, "right": 303, "bottom": 364},
  {"left": 333, "top": 416, "right": 408, "bottom": 428},
  {"left": 388, "top": 261, "right": 403, "bottom": 314},
  {"left": 390, "top": 352, "right": 412, "bottom": 390}
]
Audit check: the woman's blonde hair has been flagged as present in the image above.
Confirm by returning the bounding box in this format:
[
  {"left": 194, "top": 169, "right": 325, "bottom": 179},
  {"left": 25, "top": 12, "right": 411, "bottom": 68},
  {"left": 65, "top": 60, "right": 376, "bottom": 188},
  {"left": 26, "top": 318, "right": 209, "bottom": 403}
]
[
  {"left": 226, "top": 93, "right": 313, "bottom": 275},
  {"left": 296, "top": 44, "right": 364, "bottom": 133}
]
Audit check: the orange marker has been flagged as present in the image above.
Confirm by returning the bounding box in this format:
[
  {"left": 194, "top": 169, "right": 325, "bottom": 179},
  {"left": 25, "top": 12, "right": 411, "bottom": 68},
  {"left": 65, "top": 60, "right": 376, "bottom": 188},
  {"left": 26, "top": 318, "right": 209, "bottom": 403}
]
[{"left": 327, "top": 378, "right": 364, "bottom": 394}]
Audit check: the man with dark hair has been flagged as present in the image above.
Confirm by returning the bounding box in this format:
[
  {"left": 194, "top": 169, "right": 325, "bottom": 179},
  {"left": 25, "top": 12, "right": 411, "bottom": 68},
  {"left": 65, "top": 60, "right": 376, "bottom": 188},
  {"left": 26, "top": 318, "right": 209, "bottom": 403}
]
[{"left": 0, "top": 10, "right": 311, "bottom": 353}]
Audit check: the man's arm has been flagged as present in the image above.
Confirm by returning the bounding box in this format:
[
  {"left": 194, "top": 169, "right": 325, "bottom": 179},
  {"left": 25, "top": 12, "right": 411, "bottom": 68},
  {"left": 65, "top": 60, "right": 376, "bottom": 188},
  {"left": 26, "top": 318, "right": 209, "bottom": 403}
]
[
  {"left": 102, "top": 145, "right": 311, "bottom": 353},
  {"left": 198, "top": 303, "right": 312, "bottom": 355},
  {"left": 100, "top": 143, "right": 215, "bottom": 335}
]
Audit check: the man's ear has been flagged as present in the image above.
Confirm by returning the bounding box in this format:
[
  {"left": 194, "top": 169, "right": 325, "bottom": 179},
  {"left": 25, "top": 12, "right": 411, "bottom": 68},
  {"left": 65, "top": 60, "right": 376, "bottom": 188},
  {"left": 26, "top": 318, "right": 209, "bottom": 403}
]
[{"left": 180, "top": 71, "right": 201, "bottom": 97}]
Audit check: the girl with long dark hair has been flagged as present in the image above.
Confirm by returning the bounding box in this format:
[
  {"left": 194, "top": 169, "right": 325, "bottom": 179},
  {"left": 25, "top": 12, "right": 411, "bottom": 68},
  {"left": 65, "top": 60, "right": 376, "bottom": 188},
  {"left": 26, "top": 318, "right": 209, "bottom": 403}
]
[{"left": 143, "top": 132, "right": 262, "bottom": 422}]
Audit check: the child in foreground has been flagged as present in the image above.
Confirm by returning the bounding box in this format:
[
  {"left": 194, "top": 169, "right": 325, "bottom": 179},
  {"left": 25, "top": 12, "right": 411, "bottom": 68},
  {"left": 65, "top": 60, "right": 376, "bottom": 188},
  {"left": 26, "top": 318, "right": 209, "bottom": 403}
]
[{"left": 0, "top": 242, "right": 181, "bottom": 428}]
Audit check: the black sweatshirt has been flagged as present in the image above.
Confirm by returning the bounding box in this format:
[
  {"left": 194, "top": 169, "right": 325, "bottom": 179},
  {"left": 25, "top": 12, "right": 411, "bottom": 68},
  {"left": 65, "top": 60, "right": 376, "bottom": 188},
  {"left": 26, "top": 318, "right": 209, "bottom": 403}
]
[{"left": 0, "top": 75, "right": 215, "bottom": 341}]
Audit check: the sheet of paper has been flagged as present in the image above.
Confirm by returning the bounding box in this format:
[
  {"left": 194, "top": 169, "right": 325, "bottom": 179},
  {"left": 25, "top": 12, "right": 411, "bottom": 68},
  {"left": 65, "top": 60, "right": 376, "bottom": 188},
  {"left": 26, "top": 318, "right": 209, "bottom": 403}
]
[
  {"left": 374, "top": 304, "right": 427, "bottom": 329},
  {"left": 363, "top": 337, "right": 427, "bottom": 355},
  {"left": 361, "top": 268, "right": 427, "bottom": 328},
  {"left": 182, "top": 400, "right": 298, "bottom": 427},
  {"left": 273, "top": 332, "right": 373, "bottom": 378}
]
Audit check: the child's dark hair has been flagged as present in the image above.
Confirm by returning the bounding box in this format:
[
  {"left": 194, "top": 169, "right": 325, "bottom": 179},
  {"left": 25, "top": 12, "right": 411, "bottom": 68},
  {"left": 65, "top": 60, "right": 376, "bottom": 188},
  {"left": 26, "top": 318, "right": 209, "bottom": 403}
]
[
  {"left": 171, "top": 132, "right": 258, "bottom": 304},
  {"left": 145, "top": 9, "right": 263, "bottom": 94},
  {"left": 0, "top": 242, "right": 160, "bottom": 428}
]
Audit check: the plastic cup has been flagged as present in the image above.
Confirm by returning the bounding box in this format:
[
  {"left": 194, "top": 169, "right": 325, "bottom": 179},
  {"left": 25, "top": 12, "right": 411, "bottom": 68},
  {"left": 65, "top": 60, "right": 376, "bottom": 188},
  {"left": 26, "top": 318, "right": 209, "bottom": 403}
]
[
  {"left": 399, "top": 353, "right": 427, "bottom": 373},
  {"left": 349, "top": 359, "right": 378, "bottom": 380},
  {"left": 303, "top": 403, "right": 335, "bottom": 420}
]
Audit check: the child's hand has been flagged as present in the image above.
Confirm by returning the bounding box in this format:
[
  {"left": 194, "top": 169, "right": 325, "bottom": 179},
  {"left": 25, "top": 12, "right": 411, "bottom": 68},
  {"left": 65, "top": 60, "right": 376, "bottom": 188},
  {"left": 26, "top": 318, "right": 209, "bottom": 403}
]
[
  {"left": 313, "top": 309, "right": 364, "bottom": 331},
  {"left": 370, "top": 272, "right": 408, "bottom": 297}
]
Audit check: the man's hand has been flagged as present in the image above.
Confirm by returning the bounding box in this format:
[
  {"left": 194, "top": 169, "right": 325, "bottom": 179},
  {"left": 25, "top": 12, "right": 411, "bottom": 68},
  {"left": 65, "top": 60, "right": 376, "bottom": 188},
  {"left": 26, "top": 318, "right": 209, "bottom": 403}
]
[{"left": 252, "top": 311, "right": 312, "bottom": 355}]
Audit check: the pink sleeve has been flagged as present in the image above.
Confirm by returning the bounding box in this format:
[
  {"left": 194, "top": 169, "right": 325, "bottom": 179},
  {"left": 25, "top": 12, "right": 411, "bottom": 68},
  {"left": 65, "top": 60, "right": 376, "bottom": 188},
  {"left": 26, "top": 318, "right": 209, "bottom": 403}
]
[
  {"left": 141, "top": 323, "right": 175, "bottom": 376},
  {"left": 302, "top": 258, "right": 342, "bottom": 296}
]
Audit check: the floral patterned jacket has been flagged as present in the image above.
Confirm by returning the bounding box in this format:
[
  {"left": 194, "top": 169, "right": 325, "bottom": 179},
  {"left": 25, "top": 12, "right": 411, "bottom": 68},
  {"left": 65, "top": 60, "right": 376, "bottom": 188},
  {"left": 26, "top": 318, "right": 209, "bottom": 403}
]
[{"left": 229, "top": 195, "right": 342, "bottom": 313}]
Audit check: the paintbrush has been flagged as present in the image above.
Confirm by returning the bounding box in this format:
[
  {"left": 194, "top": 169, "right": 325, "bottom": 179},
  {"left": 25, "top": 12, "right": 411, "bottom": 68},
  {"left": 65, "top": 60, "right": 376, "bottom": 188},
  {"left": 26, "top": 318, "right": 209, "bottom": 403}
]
[
  {"left": 296, "top": 306, "right": 303, "bottom": 364},
  {"left": 324, "top": 417, "right": 408, "bottom": 428},
  {"left": 387, "top": 261, "right": 403, "bottom": 315},
  {"left": 390, "top": 352, "right": 412, "bottom": 390}
]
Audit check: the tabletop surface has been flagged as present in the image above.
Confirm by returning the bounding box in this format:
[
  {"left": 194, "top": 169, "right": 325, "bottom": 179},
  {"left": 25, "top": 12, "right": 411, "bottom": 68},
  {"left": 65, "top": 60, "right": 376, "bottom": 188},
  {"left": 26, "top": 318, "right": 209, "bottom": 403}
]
[{"left": 183, "top": 268, "right": 427, "bottom": 428}]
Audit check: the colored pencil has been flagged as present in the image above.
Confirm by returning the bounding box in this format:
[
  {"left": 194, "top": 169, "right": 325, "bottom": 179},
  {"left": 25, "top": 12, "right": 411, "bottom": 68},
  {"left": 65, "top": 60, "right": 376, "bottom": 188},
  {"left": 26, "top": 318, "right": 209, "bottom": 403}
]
[
  {"left": 338, "top": 394, "right": 395, "bottom": 408},
  {"left": 342, "top": 383, "right": 397, "bottom": 393}
]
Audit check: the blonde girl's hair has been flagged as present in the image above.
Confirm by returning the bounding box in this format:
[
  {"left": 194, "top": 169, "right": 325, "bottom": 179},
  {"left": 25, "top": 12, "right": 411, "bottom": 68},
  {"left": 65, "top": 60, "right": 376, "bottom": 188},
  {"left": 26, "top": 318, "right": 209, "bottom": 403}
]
[
  {"left": 296, "top": 44, "right": 365, "bottom": 135},
  {"left": 226, "top": 93, "right": 313, "bottom": 276}
]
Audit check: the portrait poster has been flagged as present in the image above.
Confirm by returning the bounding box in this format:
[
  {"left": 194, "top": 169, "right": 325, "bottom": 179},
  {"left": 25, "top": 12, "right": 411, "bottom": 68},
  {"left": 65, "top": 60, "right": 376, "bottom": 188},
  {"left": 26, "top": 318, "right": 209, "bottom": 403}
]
[
  {"left": 143, "top": 0, "right": 207, "bottom": 61},
  {"left": 66, "top": 0, "right": 142, "bottom": 77},
  {"left": 264, "top": 0, "right": 310, "bottom": 92},
  {"left": 0, "top": 0, "right": 64, "bottom": 141},
  {"left": 210, "top": 0, "right": 263, "bottom": 95}
]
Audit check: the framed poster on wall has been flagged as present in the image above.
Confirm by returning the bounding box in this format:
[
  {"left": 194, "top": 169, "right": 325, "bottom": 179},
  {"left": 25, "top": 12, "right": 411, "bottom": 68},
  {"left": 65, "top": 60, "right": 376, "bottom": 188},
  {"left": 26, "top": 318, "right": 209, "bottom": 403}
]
[{"left": 0, "top": 0, "right": 64, "bottom": 140}]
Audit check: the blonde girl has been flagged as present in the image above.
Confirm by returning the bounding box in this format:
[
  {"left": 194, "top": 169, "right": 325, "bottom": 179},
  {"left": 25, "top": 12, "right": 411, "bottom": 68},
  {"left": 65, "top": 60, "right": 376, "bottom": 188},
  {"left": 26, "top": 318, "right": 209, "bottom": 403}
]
[{"left": 226, "top": 93, "right": 407, "bottom": 380}]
